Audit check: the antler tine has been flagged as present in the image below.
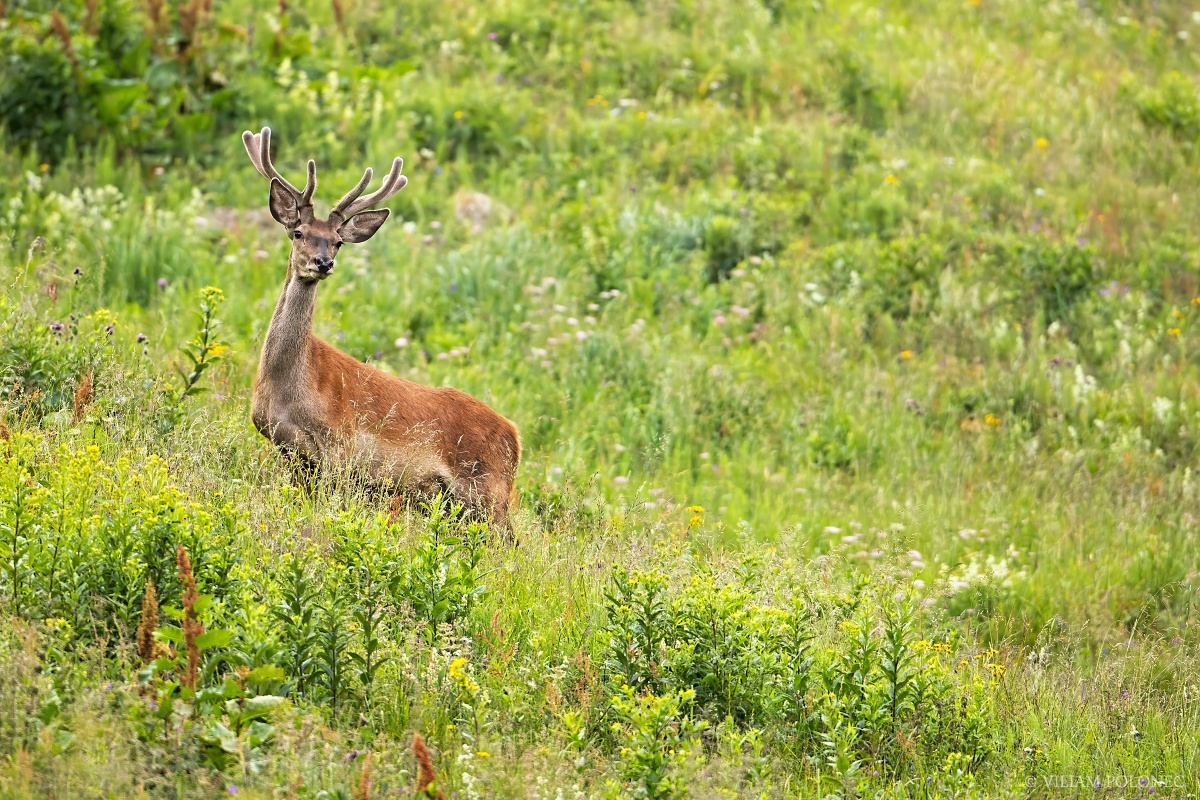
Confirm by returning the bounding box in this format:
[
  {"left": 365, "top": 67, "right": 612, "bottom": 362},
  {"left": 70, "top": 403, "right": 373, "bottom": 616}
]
[
  {"left": 300, "top": 159, "right": 317, "bottom": 206},
  {"left": 242, "top": 126, "right": 315, "bottom": 206},
  {"left": 338, "top": 157, "right": 407, "bottom": 220},
  {"left": 241, "top": 130, "right": 267, "bottom": 178},
  {"left": 330, "top": 167, "right": 373, "bottom": 221},
  {"left": 259, "top": 127, "right": 304, "bottom": 198}
]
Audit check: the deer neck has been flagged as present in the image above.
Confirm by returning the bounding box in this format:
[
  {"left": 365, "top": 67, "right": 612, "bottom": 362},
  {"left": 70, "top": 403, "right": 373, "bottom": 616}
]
[{"left": 258, "top": 262, "right": 319, "bottom": 390}]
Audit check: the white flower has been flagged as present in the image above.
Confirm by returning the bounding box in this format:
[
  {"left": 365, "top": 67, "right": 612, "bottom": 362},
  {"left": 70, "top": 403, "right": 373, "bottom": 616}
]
[{"left": 1152, "top": 396, "right": 1173, "bottom": 422}]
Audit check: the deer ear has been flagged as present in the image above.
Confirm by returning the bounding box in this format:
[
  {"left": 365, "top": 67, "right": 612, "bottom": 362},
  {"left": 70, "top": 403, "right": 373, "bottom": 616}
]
[
  {"left": 337, "top": 209, "right": 390, "bottom": 243},
  {"left": 268, "top": 179, "right": 301, "bottom": 227}
]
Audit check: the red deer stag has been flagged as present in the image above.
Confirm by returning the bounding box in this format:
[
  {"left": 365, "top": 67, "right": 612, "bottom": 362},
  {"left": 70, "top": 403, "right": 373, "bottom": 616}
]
[{"left": 242, "top": 127, "right": 520, "bottom": 529}]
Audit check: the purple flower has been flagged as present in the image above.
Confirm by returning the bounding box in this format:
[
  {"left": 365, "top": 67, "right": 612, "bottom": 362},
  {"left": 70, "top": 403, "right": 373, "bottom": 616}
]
[
  {"left": 105, "top": 324, "right": 115, "bottom": 336},
  {"left": 73, "top": 266, "right": 82, "bottom": 276},
  {"left": 487, "top": 31, "right": 498, "bottom": 40},
  {"left": 227, "top": 786, "right": 239, "bottom": 795},
  {"left": 136, "top": 332, "right": 148, "bottom": 344},
  {"left": 158, "top": 277, "right": 169, "bottom": 290},
  {"left": 49, "top": 321, "right": 65, "bottom": 334},
  {"left": 1098, "top": 281, "right": 1129, "bottom": 299}
]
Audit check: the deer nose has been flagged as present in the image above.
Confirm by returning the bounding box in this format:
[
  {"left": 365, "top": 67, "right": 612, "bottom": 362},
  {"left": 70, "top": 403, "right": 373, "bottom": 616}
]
[{"left": 314, "top": 256, "right": 334, "bottom": 273}]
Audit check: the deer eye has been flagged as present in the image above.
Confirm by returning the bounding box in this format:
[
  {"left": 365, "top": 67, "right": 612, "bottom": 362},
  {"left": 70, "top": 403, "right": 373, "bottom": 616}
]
[{"left": 292, "top": 230, "right": 303, "bottom": 240}]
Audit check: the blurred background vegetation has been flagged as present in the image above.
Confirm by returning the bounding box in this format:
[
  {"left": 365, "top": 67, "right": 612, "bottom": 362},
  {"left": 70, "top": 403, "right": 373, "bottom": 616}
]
[{"left": 1, "top": 0, "right": 1199, "bottom": 797}]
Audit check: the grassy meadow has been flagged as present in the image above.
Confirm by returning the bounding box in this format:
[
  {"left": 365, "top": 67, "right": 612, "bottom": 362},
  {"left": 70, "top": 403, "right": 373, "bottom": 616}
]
[{"left": 1, "top": 0, "right": 1199, "bottom": 796}]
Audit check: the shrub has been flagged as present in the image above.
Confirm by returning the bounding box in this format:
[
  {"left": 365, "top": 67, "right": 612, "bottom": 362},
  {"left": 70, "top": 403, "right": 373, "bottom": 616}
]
[{"left": 1133, "top": 71, "right": 1200, "bottom": 141}]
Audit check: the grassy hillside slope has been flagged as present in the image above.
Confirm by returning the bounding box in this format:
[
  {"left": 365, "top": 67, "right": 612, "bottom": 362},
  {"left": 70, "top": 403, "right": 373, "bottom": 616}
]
[{"left": 0, "top": 0, "right": 1198, "bottom": 796}]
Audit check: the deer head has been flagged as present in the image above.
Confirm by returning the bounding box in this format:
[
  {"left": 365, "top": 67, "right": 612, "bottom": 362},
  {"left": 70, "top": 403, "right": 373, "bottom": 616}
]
[{"left": 242, "top": 127, "right": 408, "bottom": 282}]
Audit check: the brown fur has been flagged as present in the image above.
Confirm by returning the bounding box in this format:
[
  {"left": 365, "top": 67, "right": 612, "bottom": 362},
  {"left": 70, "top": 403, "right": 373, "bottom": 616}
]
[{"left": 243, "top": 128, "right": 519, "bottom": 530}]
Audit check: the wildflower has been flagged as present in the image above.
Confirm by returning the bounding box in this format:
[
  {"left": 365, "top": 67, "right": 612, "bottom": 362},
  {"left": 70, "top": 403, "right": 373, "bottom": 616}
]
[
  {"left": 176, "top": 546, "right": 204, "bottom": 692},
  {"left": 208, "top": 343, "right": 228, "bottom": 357},
  {"left": 899, "top": 349, "right": 914, "bottom": 360},
  {"left": 1167, "top": 327, "right": 1181, "bottom": 337},
  {"left": 453, "top": 110, "right": 465, "bottom": 120},
  {"left": 487, "top": 31, "right": 497, "bottom": 40},
  {"left": 72, "top": 370, "right": 93, "bottom": 424},
  {"left": 475, "top": 750, "right": 490, "bottom": 758},
  {"left": 157, "top": 277, "right": 168, "bottom": 290},
  {"left": 1035, "top": 136, "right": 1049, "bottom": 150},
  {"left": 687, "top": 505, "right": 705, "bottom": 513},
  {"left": 884, "top": 174, "right": 898, "bottom": 185},
  {"left": 73, "top": 266, "right": 82, "bottom": 276},
  {"left": 395, "top": 337, "right": 409, "bottom": 348},
  {"left": 614, "top": 475, "right": 629, "bottom": 485},
  {"left": 49, "top": 321, "right": 65, "bottom": 334},
  {"left": 136, "top": 332, "right": 148, "bottom": 344},
  {"left": 412, "top": 734, "right": 444, "bottom": 800},
  {"left": 984, "top": 413, "right": 1002, "bottom": 427},
  {"left": 1191, "top": 296, "right": 1200, "bottom": 306},
  {"left": 227, "top": 786, "right": 239, "bottom": 795},
  {"left": 39, "top": 163, "right": 49, "bottom": 173}
]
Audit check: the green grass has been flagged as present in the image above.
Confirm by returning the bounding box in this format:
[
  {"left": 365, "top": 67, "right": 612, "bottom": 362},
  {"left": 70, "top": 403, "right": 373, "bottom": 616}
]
[{"left": 1, "top": 0, "right": 1199, "bottom": 797}]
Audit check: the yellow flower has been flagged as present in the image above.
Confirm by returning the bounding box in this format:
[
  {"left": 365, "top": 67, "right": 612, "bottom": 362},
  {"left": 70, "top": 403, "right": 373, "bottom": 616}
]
[
  {"left": 1190, "top": 296, "right": 1200, "bottom": 306},
  {"left": 884, "top": 174, "right": 899, "bottom": 185},
  {"left": 687, "top": 505, "right": 705, "bottom": 513},
  {"left": 39, "top": 163, "right": 50, "bottom": 173},
  {"left": 453, "top": 110, "right": 465, "bottom": 120},
  {"left": 208, "top": 343, "right": 228, "bottom": 357},
  {"left": 689, "top": 515, "right": 703, "bottom": 528},
  {"left": 899, "top": 349, "right": 914, "bottom": 360},
  {"left": 476, "top": 750, "right": 491, "bottom": 758},
  {"left": 987, "top": 662, "right": 1006, "bottom": 677},
  {"left": 984, "top": 413, "right": 1002, "bottom": 427},
  {"left": 1168, "top": 327, "right": 1181, "bottom": 337},
  {"left": 1034, "top": 136, "right": 1049, "bottom": 150},
  {"left": 448, "top": 656, "right": 468, "bottom": 680}
]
